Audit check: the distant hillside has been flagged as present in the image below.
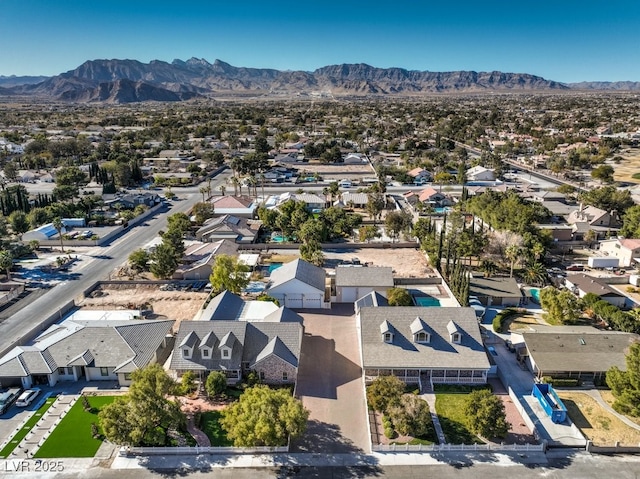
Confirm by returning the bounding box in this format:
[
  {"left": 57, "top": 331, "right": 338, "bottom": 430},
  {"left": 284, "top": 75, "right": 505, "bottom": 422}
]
[
  {"left": 3, "top": 57, "right": 639, "bottom": 103},
  {"left": 569, "top": 81, "right": 640, "bottom": 91},
  {"left": 0, "top": 75, "right": 48, "bottom": 87}
]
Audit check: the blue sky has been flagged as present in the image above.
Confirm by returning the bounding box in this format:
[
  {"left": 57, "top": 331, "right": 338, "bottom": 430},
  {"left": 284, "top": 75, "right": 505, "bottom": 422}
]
[{"left": 1, "top": 0, "right": 639, "bottom": 82}]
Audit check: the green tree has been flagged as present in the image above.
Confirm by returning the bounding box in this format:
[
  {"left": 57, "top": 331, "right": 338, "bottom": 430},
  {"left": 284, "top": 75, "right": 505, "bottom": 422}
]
[
  {"left": 366, "top": 192, "right": 385, "bottom": 224},
  {"left": 387, "top": 288, "right": 413, "bottom": 306},
  {"left": 591, "top": 164, "right": 615, "bottom": 184},
  {"left": 210, "top": 254, "right": 250, "bottom": 293},
  {"left": 205, "top": 371, "right": 227, "bottom": 398},
  {"left": 539, "top": 287, "right": 582, "bottom": 325},
  {"left": 220, "top": 385, "right": 309, "bottom": 447},
  {"left": 128, "top": 249, "right": 150, "bottom": 272},
  {"left": 99, "top": 364, "right": 183, "bottom": 446},
  {"left": 620, "top": 205, "right": 640, "bottom": 239},
  {"left": 52, "top": 216, "right": 65, "bottom": 253},
  {"left": 366, "top": 375, "right": 405, "bottom": 414},
  {"left": 358, "top": 225, "right": 380, "bottom": 243},
  {"left": 191, "top": 202, "right": 215, "bottom": 225},
  {"left": 385, "top": 211, "right": 412, "bottom": 242},
  {"left": 0, "top": 250, "right": 13, "bottom": 280},
  {"left": 479, "top": 259, "right": 498, "bottom": 278},
  {"left": 8, "top": 210, "right": 29, "bottom": 239},
  {"left": 464, "top": 389, "right": 510, "bottom": 439},
  {"left": 149, "top": 242, "right": 178, "bottom": 279},
  {"left": 579, "top": 186, "right": 634, "bottom": 215},
  {"left": 606, "top": 343, "right": 640, "bottom": 416},
  {"left": 387, "top": 394, "right": 433, "bottom": 437},
  {"left": 505, "top": 244, "right": 522, "bottom": 278},
  {"left": 178, "top": 371, "right": 197, "bottom": 396},
  {"left": 523, "top": 262, "right": 547, "bottom": 286}
]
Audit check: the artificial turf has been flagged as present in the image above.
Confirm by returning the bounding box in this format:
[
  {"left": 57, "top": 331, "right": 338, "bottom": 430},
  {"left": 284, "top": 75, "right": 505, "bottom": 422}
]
[
  {"left": 0, "top": 397, "right": 57, "bottom": 458},
  {"left": 33, "top": 396, "right": 115, "bottom": 458}
]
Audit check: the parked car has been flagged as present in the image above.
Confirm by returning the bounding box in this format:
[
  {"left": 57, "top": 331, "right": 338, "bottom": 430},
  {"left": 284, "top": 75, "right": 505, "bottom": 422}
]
[
  {"left": 0, "top": 387, "right": 22, "bottom": 414},
  {"left": 566, "top": 264, "right": 584, "bottom": 271},
  {"left": 16, "top": 388, "right": 41, "bottom": 407}
]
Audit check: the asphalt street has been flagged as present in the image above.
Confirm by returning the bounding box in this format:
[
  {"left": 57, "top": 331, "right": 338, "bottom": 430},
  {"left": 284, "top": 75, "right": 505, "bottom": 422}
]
[{"left": 0, "top": 173, "right": 230, "bottom": 358}]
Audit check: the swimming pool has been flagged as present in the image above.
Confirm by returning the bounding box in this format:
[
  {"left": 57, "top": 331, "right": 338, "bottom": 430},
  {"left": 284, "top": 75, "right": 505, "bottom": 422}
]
[
  {"left": 268, "top": 262, "right": 283, "bottom": 274},
  {"left": 529, "top": 288, "right": 541, "bottom": 304},
  {"left": 244, "top": 281, "right": 267, "bottom": 294},
  {"left": 414, "top": 296, "right": 441, "bottom": 307}
]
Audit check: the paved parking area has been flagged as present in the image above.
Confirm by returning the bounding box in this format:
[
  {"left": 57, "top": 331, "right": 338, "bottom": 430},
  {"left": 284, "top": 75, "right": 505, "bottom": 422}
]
[{"left": 292, "top": 304, "right": 370, "bottom": 453}]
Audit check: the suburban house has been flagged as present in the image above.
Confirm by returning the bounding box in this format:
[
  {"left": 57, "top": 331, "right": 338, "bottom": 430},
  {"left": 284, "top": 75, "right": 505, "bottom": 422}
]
[
  {"left": 516, "top": 326, "right": 639, "bottom": 382},
  {"left": 266, "top": 258, "right": 327, "bottom": 309},
  {"left": 358, "top": 307, "right": 490, "bottom": 388},
  {"left": 195, "top": 290, "right": 303, "bottom": 323},
  {"left": 565, "top": 273, "right": 628, "bottom": 308},
  {"left": 209, "top": 195, "right": 257, "bottom": 218},
  {"left": 466, "top": 166, "right": 496, "bottom": 182},
  {"left": 342, "top": 153, "right": 368, "bottom": 164},
  {"left": 407, "top": 168, "right": 431, "bottom": 185},
  {"left": 598, "top": 238, "right": 640, "bottom": 267},
  {"left": 195, "top": 215, "right": 261, "bottom": 243},
  {"left": 272, "top": 192, "right": 327, "bottom": 212},
  {"left": 537, "top": 224, "right": 574, "bottom": 242},
  {"left": 341, "top": 192, "right": 369, "bottom": 209},
  {"left": 173, "top": 240, "right": 238, "bottom": 280},
  {"left": 335, "top": 266, "right": 394, "bottom": 303},
  {"left": 104, "top": 192, "right": 162, "bottom": 210},
  {"left": 0, "top": 319, "right": 174, "bottom": 389},
  {"left": 22, "top": 223, "right": 64, "bottom": 242},
  {"left": 170, "top": 320, "right": 303, "bottom": 385},
  {"left": 567, "top": 205, "right": 620, "bottom": 240},
  {"left": 469, "top": 276, "right": 522, "bottom": 306},
  {"left": 418, "top": 187, "right": 446, "bottom": 206}
]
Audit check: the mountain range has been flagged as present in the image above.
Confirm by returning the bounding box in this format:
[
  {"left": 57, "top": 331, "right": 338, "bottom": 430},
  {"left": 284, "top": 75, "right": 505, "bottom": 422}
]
[{"left": 1, "top": 58, "right": 638, "bottom": 103}]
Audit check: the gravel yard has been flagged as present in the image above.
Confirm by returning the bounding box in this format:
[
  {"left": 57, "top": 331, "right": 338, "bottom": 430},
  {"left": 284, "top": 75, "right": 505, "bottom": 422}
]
[
  {"left": 78, "top": 284, "right": 209, "bottom": 329},
  {"left": 322, "top": 247, "right": 435, "bottom": 278}
]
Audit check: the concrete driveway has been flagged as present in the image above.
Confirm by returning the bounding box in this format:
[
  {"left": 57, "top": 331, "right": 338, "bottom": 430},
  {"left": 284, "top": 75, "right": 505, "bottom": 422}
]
[{"left": 292, "top": 304, "right": 370, "bottom": 454}]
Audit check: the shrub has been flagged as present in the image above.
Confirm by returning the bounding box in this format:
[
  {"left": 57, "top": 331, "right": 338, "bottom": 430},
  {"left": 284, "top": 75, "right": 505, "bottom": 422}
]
[
  {"left": 492, "top": 308, "right": 519, "bottom": 333},
  {"left": 367, "top": 376, "right": 405, "bottom": 413},
  {"left": 382, "top": 415, "right": 396, "bottom": 439},
  {"left": 205, "top": 371, "right": 227, "bottom": 397},
  {"left": 542, "top": 377, "right": 579, "bottom": 387}
]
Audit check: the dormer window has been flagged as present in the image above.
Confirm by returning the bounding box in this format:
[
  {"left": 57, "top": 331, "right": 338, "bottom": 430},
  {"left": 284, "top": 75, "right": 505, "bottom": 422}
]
[
  {"left": 415, "top": 332, "right": 430, "bottom": 343},
  {"left": 221, "top": 348, "right": 231, "bottom": 359},
  {"left": 451, "top": 332, "right": 461, "bottom": 344},
  {"left": 383, "top": 332, "right": 393, "bottom": 343},
  {"left": 446, "top": 320, "right": 462, "bottom": 345},
  {"left": 202, "top": 348, "right": 211, "bottom": 359},
  {"left": 380, "top": 320, "right": 394, "bottom": 343},
  {"left": 182, "top": 348, "right": 192, "bottom": 359}
]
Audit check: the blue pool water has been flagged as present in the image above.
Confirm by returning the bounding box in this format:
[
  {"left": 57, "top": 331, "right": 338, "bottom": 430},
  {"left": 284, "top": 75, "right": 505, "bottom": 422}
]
[
  {"left": 433, "top": 207, "right": 453, "bottom": 214},
  {"left": 414, "top": 296, "right": 441, "bottom": 307},
  {"left": 530, "top": 288, "right": 541, "bottom": 304},
  {"left": 268, "top": 262, "right": 283, "bottom": 274},
  {"left": 244, "top": 281, "right": 267, "bottom": 293}
]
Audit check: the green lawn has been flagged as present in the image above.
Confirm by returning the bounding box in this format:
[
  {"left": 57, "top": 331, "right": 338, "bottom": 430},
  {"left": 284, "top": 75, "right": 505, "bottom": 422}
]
[
  {"left": 0, "top": 397, "right": 57, "bottom": 458},
  {"left": 199, "top": 410, "right": 232, "bottom": 446},
  {"left": 34, "top": 396, "right": 115, "bottom": 458},
  {"left": 435, "top": 386, "right": 487, "bottom": 445}
]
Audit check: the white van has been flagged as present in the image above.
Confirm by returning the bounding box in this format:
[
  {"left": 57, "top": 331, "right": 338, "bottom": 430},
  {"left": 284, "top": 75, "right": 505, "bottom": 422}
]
[
  {"left": 16, "top": 388, "right": 40, "bottom": 407},
  {"left": 338, "top": 179, "right": 352, "bottom": 188}
]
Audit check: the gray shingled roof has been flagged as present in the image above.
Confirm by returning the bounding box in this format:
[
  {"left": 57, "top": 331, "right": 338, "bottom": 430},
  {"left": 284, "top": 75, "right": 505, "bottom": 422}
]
[
  {"left": 523, "top": 331, "right": 638, "bottom": 374},
  {"left": 170, "top": 321, "right": 302, "bottom": 372},
  {"left": 565, "top": 273, "right": 625, "bottom": 297},
  {"left": 253, "top": 336, "right": 298, "bottom": 367},
  {"left": 359, "top": 307, "right": 489, "bottom": 370},
  {"left": 0, "top": 320, "right": 174, "bottom": 378},
  {"left": 200, "top": 290, "right": 245, "bottom": 321},
  {"left": 355, "top": 291, "right": 388, "bottom": 312},
  {"left": 469, "top": 276, "right": 522, "bottom": 299},
  {"left": 269, "top": 258, "right": 325, "bottom": 292},
  {"left": 262, "top": 306, "right": 303, "bottom": 323},
  {"left": 335, "top": 266, "right": 394, "bottom": 288}
]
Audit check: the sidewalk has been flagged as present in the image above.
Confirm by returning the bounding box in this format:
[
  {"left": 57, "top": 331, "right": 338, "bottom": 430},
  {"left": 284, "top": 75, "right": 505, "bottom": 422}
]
[{"left": 419, "top": 393, "right": 446, "bottom": 444}]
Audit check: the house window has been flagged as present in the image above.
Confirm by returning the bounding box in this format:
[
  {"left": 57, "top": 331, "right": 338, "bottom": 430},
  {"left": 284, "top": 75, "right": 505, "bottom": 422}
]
[
  {"left": 100, "top": 367, "right": 109, "bottom": 377},
  {"left": 282, "top": 371, "right": 288, "bottom": 381},
  {"left": 58, "top": 367, "right": 65, "bottom": 375},
  {"left": 202, "top": 349, "right": 210, "bottom": 359},
  {"left": 124, "top": 373, "right": 132, "bottom": 381},
  {"left": 66, "top": 367, "right": 73, "bottom": 375},
  {"left": 383, "top": 332, "right": 393, "bottom": 343},
  {"left": 221, "top": 348, "right": 230, "bottom": 359},
  {"left": 416, "top": 332, "right": 430, "bottom": 343},
  {"left": 183, "top": 348, "right": 191, "bottom": 358},
  {"left": 259, "top": 371, "right": 265, "bottom": 380},
  {"left": 242, "top": 361, "right": 250, "bottom": 370},
  {"left": 451, "top": 333, "right": 461, "bottom": 344}
]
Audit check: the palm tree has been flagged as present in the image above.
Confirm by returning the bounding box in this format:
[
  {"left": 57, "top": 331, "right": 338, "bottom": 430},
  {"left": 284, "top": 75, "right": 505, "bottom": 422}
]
[
  {"left": 218, "top": 185, "right": 226, "bottom": 196},
  {"left": 479, "top": 259, "right": 498, "bottom": 278},
  {"left": 505, "top": 244, "right": 522, "bottom": 278},
  {"left": 199, "top": 186, "right": 208, "bottom": 202},
  {"left": 259, "top": 173, "right": 266, "bottom": 203},
  {"left": 52, "top": 217, "right": 65, "bottom": 253},
  {"left": 229, "top": 177, "right": 240, "bottom": 196},
  {"left": 523, "top": 262, "right": 547, "bottom": 286}
]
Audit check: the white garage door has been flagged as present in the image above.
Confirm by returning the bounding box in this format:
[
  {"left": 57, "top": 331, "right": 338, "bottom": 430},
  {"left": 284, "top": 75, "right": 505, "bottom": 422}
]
[
  {"left": 284, "top": 294, "right": 303, "bottom": 309},
  {"left": 341, "top": 288, "right": 357, "bottom": 303},
  {"left": 303, "top": 297, "right": 322, "bottom": 308}
]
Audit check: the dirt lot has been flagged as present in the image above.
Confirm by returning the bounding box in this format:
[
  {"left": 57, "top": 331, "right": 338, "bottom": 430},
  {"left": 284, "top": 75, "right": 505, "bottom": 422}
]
[
  {"left": 78, "top": 284, "right": 209, "bottom": 329},
  {"left": 613, "top": 149, "right": 640, "bottom": 183},
  {"left": 304, "top": 162, "right": 374, "bottom": 175},
  {"left": 322, "top": 248, "right": 435, "bottom": 278}
]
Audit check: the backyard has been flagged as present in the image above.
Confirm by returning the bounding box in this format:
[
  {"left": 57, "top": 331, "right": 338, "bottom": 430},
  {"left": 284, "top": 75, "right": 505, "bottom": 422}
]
[
  {"left": 434, "top": 385, "right": 487, "bottom": 444},
  {"left": 558, "top": 391, "right": 640, "bottom": 445},
  {"left": 198, "top": 410, "right": 232, "bottom": 446},
  {"left": 34, "top": 396, "right": 115, "bottom": 458}
]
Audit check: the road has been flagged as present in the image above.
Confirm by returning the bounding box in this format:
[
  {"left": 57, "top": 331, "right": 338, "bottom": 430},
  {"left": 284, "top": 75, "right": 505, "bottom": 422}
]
[{"left": 0, "top": 173, "right": 230, "bottom": 358}]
